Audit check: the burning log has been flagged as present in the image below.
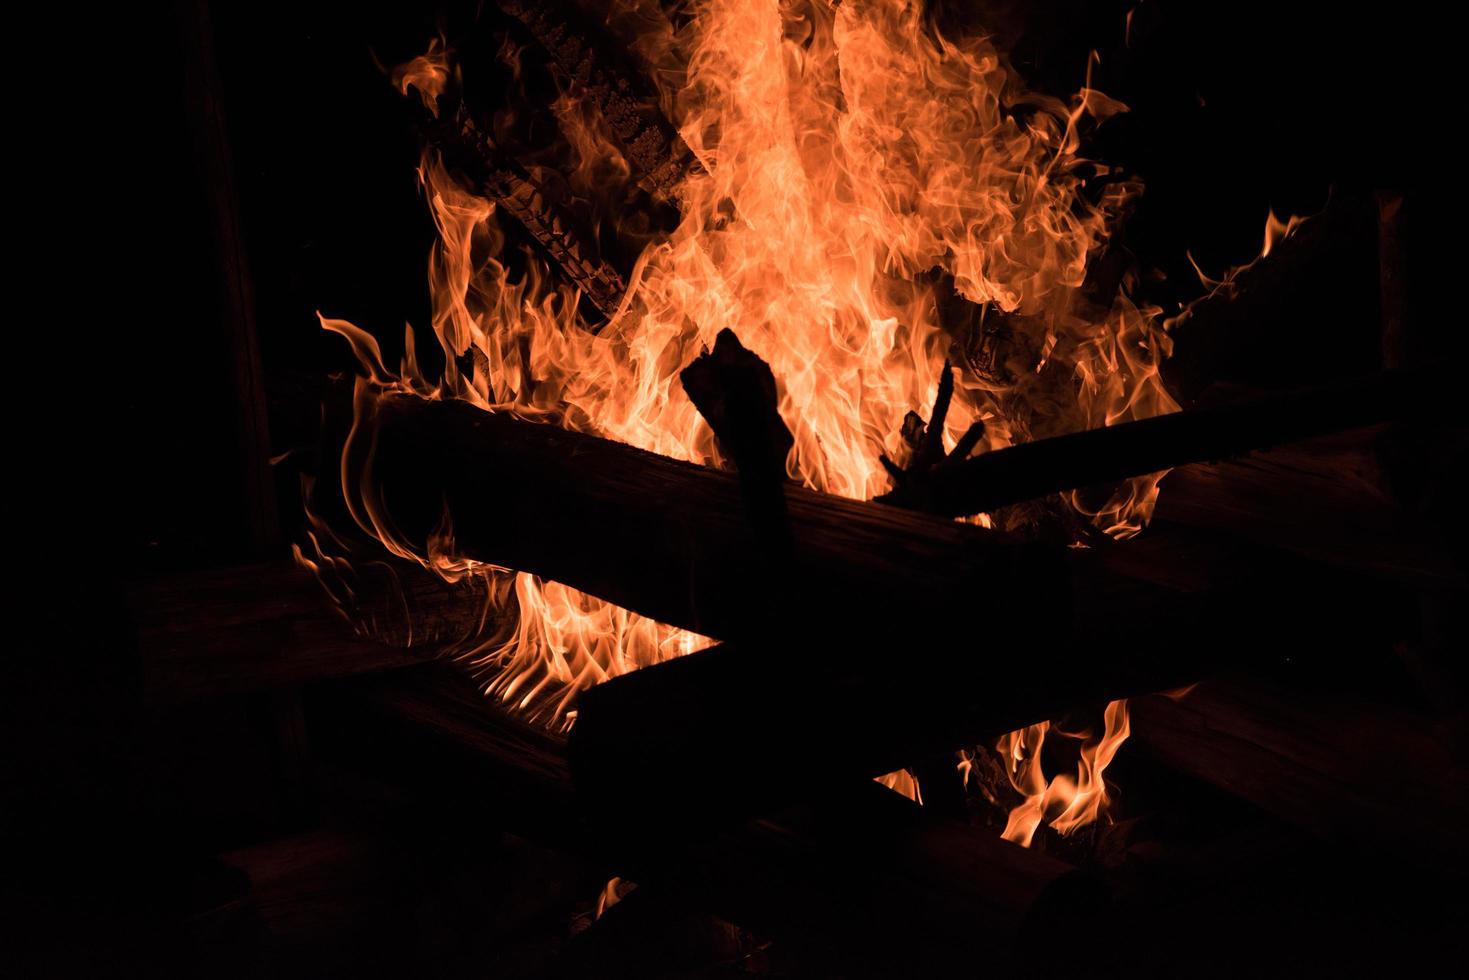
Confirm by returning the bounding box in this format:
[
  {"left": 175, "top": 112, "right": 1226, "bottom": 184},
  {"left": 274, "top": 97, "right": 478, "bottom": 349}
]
[
  {"left": 566, "top": 593, "right": 1236, "bottom": 833},
  {"left": 1128, "top": 677, "right": 1469, "bottom": 870},
  {"left": 363, "top": 390, "right": 1063, "bottom": 645},
  {"left": 1153, "top": 431, "right": 1466, "bottom": 588},
  {"left": 362, "top": 370, "right": 1439, "bottom": 646},
  {"left": 877, "top": 366, "right": 1450, "bottom": 518}
]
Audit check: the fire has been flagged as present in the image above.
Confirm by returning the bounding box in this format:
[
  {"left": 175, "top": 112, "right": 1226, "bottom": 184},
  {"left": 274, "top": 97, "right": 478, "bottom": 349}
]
[
  {"left": 311, "top": 1, "right": 1185, "bottom": 839},
  {"left": 995, "top": 699, "right": 1131, "bottom": 846}
]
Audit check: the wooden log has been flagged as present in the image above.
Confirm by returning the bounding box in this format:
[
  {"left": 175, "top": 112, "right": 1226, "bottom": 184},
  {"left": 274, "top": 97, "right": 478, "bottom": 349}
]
[
  {"left": 312, "top": 664, "right": 582, "bottom": 849},
  {"left": 314, "top": 664, "right": 1103, "bottom": 973},
  {"left": 1152, "top": 430, "right": 1465, "bottom": 589},
  {"left": 564, "top": 572, "right": 1267, "bottom": 833},
  {"left": 877, "top": 366, "right": 1452, "bottom": 518},
  {"left": 1128, "top": 676, "right": 1469, "bottom": 870},
  {"left": 130, "top": 562, "right": 495, "bottom": 705},
  {"left": 363, "top": 391, "right": 1065, "bottom": 647}
]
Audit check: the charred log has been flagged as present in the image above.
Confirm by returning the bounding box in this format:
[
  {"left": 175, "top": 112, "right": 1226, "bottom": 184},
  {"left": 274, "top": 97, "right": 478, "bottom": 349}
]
[
  {"left": 1152, "top": 430, "right": 1465, "bottom": 588},
  {"left": 566, "top": 576, "right": 1246, "bottom": 834}
]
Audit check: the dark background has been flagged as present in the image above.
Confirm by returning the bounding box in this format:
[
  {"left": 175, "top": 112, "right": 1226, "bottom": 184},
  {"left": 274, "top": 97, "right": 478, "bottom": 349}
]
[{"left": 6, "top": 0, "right": 1447, "bottom": 974}]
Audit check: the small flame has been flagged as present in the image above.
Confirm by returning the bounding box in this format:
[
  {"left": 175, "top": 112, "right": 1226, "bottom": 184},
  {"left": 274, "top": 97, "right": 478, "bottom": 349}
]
[
  {"left": 997, "top": 699, "right": 1131, "bottom": 846},
  {"left": 391, "top": 34, "right": 452, "bottom": 117}
]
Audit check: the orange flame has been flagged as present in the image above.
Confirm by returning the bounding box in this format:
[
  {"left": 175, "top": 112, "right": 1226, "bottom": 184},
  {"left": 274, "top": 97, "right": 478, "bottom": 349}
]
[
  {"left": 316, "top": 2, "right": 1185, "bottom": 834},
  {"left": 997, "top": 699, "right": 1131, "bottom": 846},
  {"left": 390, "top": 34, "right": 452, "bottom": 117}
]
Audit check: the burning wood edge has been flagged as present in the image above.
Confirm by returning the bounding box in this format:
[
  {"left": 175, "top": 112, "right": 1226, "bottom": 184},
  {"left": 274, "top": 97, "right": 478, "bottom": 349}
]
[
  {"left": 314, "top": 664, "right": 1105, "bottom": 970},
  {"left": 1129, "top": 676, "right": 1469, "bottom": 871}
]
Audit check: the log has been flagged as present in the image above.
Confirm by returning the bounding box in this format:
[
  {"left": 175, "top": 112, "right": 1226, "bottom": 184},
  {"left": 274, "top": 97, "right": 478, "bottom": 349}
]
[
  {"left": 1152, "top": 430, "right": 1465, "bottom": 588},
  {"left": 363, "top": 390, "right": 1065, "bottom": 647},
  {"left": 365, "top": 381, "right": 1433, "bottom": 648},
  {"left": 179, "top": 0, "right": 278, "bottom": 555},
  {"left": 313, "top": 664, "right": 1103, "bottom": 973},
  {"left": 1128, "top": 676, "right": 1469, "bottom": 870},
  {"left": 312, "top": 664, "right": 582, "bottom": 849},
  {"left": 877, "top": 365, "right": 1453, "bottom": 518},
  {"left": 130, "top": 562, "right": 495, "bottom": 704},
  {"left": 564, "top": 570, "right": 1283, "bottom": 832}
]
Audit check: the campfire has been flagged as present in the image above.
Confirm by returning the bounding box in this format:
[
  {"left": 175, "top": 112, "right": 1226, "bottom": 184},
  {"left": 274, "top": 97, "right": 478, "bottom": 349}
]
[{"left": 22, "top": 0, "right": 1460, "bottom": 976}]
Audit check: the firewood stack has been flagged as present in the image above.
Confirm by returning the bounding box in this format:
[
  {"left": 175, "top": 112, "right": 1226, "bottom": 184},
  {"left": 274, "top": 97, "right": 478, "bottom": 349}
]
[{"left": 17, "top": 1, "right": 1461, "bottom": 977}]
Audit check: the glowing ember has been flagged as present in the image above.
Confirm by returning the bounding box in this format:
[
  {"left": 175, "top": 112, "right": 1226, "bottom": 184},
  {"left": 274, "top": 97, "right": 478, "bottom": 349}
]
[{"left": 310, "top": 0, "right": 1201, "bottom": 840}]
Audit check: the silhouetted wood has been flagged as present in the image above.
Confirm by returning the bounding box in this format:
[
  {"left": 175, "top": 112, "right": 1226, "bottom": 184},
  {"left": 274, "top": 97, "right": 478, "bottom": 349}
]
[
  {"left": 1153, "top": 430, "right": 1465, "bottom": 588},
  {"left": 877, "top": 366, "right": 1450, "bottom": 517},
  {"left": 1129, "top": 677, "right": 1469, "bottom": 870},
  {"left": 566, "top": 593, "right": 1214, "bottom": 833},
  {"left": 365, "top": 391, "right": 1064, "bottom": 646},
  {"left": 680, "top": 327, "right": 795, "bottom": 557},
  {"left": 131, "top": 562, "right": 495, "bottom": 704},
  {"left": 312, "top": 665, "right": 582, "bottom": 847}
]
